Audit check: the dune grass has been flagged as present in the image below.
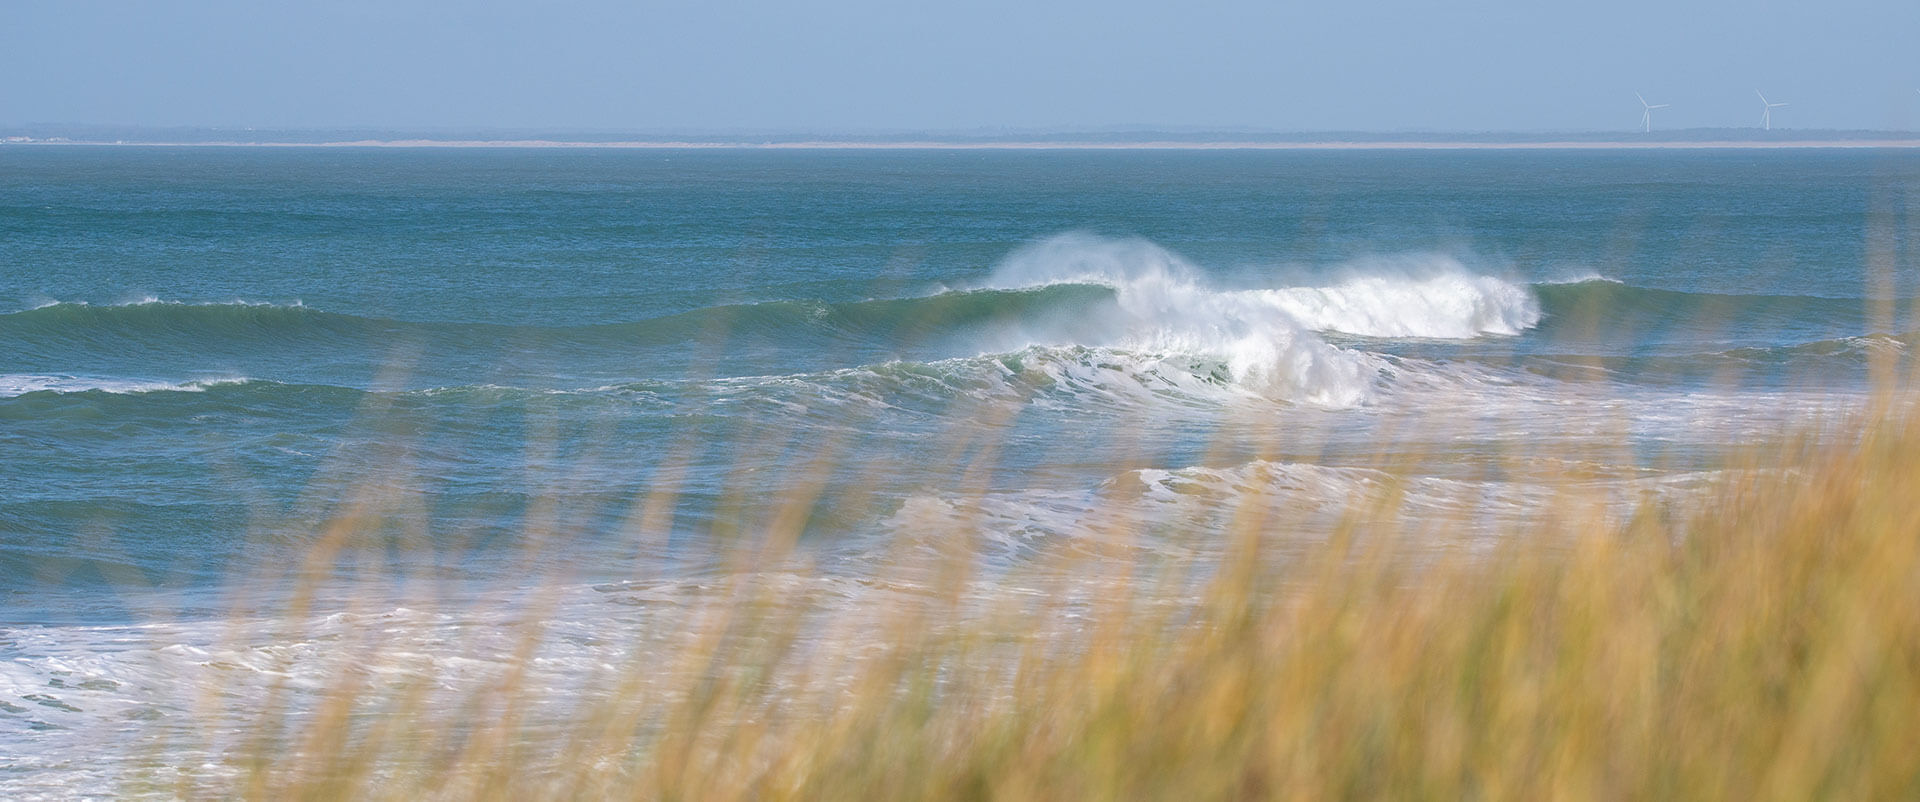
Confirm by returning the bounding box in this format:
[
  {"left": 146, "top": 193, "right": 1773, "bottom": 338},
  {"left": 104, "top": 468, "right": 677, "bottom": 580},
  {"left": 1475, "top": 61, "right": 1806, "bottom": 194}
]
[{"left": 144, "top": 397, "right": 1920, "bottom": 801}]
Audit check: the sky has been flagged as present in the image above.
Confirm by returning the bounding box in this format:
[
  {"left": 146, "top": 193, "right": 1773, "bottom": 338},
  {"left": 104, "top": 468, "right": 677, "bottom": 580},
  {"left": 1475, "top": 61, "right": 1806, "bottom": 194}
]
[{"left": 4, "top": 0, "right": 1919, "bottom": 134}]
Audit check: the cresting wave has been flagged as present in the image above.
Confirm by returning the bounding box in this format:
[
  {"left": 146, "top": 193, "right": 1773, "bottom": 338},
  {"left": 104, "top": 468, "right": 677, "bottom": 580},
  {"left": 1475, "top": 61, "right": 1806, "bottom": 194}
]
[
  {"left": 0, "top": 373, "right": 251, "bottom": 398},
  {"left": 972, "top": 233, "right": 1543, "bottom": 404},
  {"left": 1531, "top": 280, "right": 1873, "bottom": 341},
  {"left": 1, "top": 237, "right": 1548, "bottom": 407},
  {"left": 985, "top": 234, "right": 1543, "bottom": 338},
  {"left": 5, "top": 278, "right": 1876, "bottom": 354},
  {"left": 6, "top": 243, "right": 1901, "bottom": 410}
]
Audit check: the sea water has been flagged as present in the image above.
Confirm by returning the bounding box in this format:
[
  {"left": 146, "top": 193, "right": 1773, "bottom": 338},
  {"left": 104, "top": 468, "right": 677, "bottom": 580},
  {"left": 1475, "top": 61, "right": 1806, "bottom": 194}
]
[{"left": 2, "top": 146, "right": 1914, "bottom": 792}]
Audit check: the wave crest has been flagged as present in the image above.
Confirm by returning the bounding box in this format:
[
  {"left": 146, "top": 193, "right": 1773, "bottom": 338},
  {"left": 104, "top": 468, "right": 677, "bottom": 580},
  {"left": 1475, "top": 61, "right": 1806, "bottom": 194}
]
[
  {"left": 1254, "top": 267, "right": 1541, "bottom": 338},
  {"left": 983, "top": 233, "right": 1541, "bottom": 338},
  {"left": 0, "top": 374, "right": 252, "bottom": 398},
  {"left": 969, "top": 233, "right": 1541, "bottom": 403}
]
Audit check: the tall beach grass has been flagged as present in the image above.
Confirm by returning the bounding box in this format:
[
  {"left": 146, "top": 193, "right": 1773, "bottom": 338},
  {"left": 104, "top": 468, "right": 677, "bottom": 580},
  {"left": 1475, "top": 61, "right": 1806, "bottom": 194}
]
[{"left": 112, "top": 387, "right": 1919, "bottom": 801}]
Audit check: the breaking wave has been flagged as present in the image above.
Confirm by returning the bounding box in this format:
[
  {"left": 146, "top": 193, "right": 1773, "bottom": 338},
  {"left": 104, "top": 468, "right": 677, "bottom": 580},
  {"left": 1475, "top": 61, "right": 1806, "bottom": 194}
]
[{"left": 967, "top": 233, "right": 1540, "bottom": 404}]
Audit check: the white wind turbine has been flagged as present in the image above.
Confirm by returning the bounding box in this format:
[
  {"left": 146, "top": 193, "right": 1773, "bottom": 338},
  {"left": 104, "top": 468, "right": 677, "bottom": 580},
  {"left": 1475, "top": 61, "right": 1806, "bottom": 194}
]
[
  {"left": 1756, "top": 90, "right": 1788, "bottom": 130},
  {"left": 1636, "top": 92, "right": 1670, "bottom": 132}
]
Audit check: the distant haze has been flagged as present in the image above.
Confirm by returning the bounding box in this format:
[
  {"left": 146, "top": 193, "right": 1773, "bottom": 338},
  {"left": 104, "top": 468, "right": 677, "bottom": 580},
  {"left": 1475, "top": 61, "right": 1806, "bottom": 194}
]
[{"left": 4, "top": 0, "right": 1918, "bottom": 133}]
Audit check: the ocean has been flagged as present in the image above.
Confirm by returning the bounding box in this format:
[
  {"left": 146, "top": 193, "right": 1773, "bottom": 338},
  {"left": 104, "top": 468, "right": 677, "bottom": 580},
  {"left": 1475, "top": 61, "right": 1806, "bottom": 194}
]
[{"left": 2, "top": 146, "right": 1914, "bottom": 792}]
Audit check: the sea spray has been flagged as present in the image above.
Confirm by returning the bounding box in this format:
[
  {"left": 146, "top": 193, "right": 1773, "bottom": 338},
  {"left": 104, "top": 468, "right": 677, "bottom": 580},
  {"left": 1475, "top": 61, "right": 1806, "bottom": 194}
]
[{"left": 972, "top": 233, "right": 1543, "bottom": 404}]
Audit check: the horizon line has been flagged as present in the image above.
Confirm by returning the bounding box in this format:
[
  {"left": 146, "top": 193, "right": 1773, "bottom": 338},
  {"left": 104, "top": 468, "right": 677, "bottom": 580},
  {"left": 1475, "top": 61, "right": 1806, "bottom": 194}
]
[{"left": 8, "top": 138, "right": 1920, "bottom": 151}]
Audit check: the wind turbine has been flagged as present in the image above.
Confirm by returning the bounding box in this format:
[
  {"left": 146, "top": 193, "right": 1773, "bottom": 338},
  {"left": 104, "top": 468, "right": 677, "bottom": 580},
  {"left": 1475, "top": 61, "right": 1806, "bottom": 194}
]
[
  {"left": 1756, "top": 90, "right": 1788, "bottom": 130},
  {"left": 1636, "top": 92, "right": 1670, "bottom": 132}
]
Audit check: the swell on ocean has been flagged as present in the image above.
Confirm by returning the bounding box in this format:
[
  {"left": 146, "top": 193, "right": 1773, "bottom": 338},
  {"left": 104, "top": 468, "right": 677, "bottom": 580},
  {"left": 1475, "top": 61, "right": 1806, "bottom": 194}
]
[{"left": 3, "top": 148, "right": 1917, "bottom": 797}]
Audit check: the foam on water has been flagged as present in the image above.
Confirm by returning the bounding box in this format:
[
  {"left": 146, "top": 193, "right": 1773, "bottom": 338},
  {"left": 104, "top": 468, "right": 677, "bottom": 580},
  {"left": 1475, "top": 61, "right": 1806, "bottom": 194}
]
[
  {"left": 0, "top": 374, "right": 251, "bottom": 398},
  {"left": 1537, "top": 269, "right": 1622, "bottom": 286},
  {"left": 0, "top": 572, "right": 1057, "bottom": 796},
  {"left": 1251, "top": 267, "right": 1540, "bottom": 337},
  {"left": 734, "top": 345, "right": 1285, "bottom": 414},
  {"left": 21, "top": 296, "right": 305, "bottom": 312},
  {"left": 882, "top": 456, "right": 1748, "bottom": 567},
  {"left": 967, "top": 234, "right": 1542, "bottom": 405},
  {"left": 982, "top": 233, "right": 1542, "bottom": 336}
]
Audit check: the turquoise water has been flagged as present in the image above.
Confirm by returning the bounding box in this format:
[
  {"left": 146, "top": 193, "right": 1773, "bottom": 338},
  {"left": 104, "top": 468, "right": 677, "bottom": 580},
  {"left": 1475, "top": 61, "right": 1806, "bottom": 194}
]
[
  {"left": 1, "top": 147, "right": 1915, "bottom": 788},
  {"left": 5, "top": 147, "right": 1914, "bottom": 593}
]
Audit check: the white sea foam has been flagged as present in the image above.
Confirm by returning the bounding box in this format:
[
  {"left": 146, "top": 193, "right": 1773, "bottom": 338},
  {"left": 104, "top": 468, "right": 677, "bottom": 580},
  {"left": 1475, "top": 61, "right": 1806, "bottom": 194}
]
[
  {"left": 14, "top": 296, "right": 304, "bottom": 311},
  {"left": 0, "top": 374, "right": 250, "bottom": 398},
  {"left": 119, "top": 296, "right": 303, "bottom": 308},
  {"left": 0, "top": 574, "right": 982, "bottom": 797},
  {"left": 968, "top": 234, "right": 1542, "bottom": 405},
  {"left": 1536, "top": 269, "right": 1621, "bottom": 285},
  {"left": 1252, "top": 267, "right": 1541, "bottom": 337},
  {"left": 885, "top": 457, "right": 1750, "bottom": 566},
  {"left": 984, "top": 233, "right": 1542, "bottom": 337}
]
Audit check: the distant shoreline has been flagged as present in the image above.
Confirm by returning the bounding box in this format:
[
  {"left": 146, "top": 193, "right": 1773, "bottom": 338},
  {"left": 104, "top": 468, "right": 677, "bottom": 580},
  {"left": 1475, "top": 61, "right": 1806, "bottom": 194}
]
[{"left": 8, "top": 138, "right": 1920, "bottom": 150}]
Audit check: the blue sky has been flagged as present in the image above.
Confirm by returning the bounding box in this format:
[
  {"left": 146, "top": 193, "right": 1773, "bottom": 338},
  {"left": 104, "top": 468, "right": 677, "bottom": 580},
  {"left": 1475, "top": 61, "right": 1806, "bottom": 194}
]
[{"left": 4, "top": 0, "right": 1918, "bottom": 133}]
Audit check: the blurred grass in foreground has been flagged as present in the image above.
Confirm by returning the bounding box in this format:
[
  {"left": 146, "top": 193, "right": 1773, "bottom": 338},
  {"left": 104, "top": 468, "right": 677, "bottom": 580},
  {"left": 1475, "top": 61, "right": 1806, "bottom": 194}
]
[{"left": 155, "top": 399, "right": 1920, "bottom": 801}]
